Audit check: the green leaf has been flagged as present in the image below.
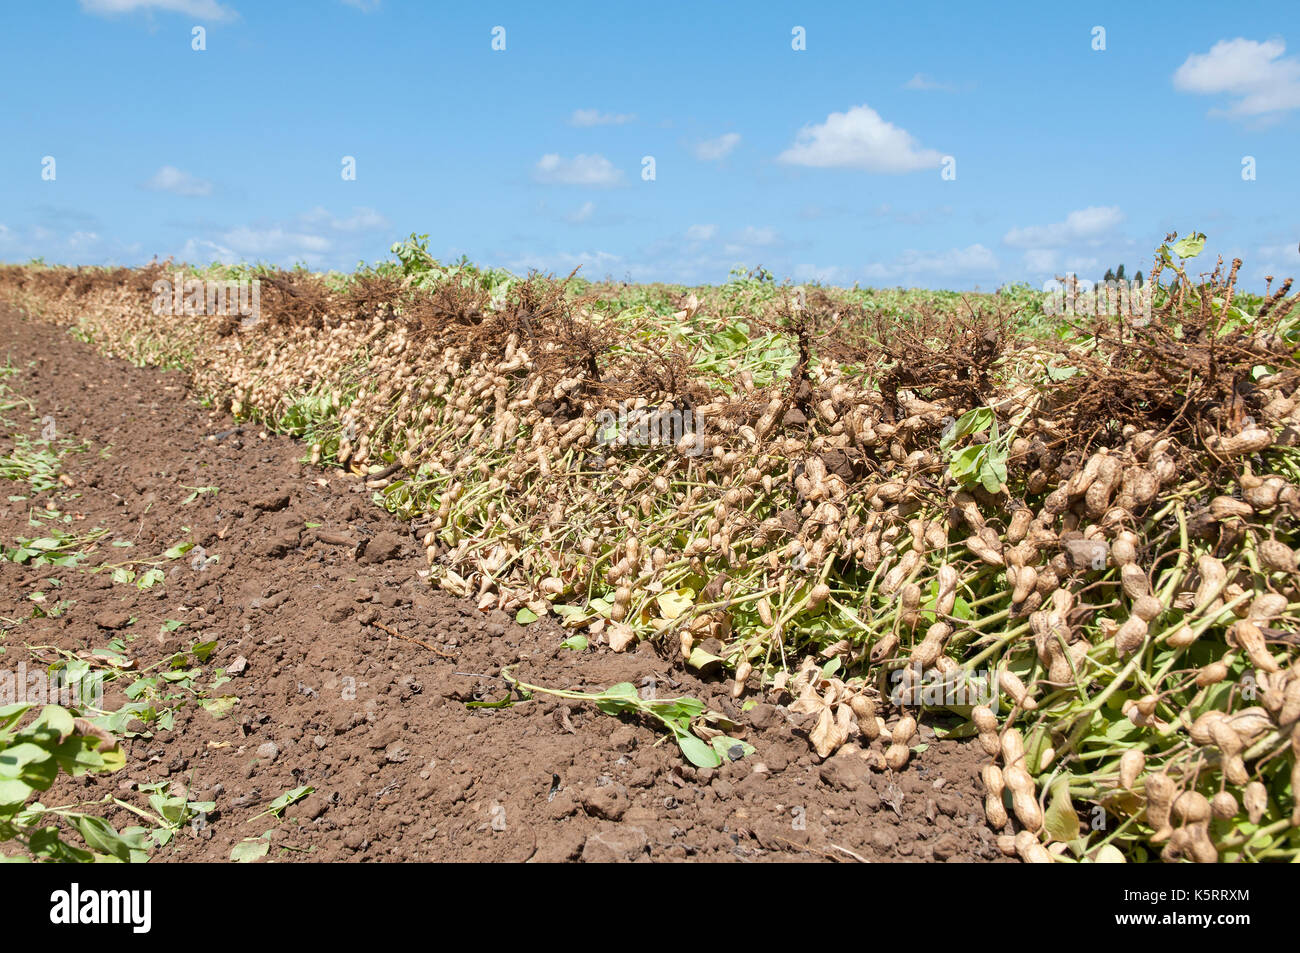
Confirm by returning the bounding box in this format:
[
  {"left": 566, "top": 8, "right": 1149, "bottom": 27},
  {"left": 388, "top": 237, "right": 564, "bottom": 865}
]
[
  {"left": 50, "top": 732, "right": 121, "bottom": 777},
  {"left": 978, "top": 447, "right": 1008, "bottom": 493},
  {"left": 28, "top": 826, "right": 92, "bottom": 862},
  {"left": 1043, "top": 776, "right": 1080, "bottom": 843},
  {"left": 649, "top": 696, "right": 706, "bottom": 728},
  {"left": 1093, "top": 844, "right": 1126, "bottom": 863},
  {"left": 656, "top": 588, "right": 694, "bottom": 620},
  {"left": 710, "top": 735, "right": 755, "bottom": 762},
  {"left": 0, "top": 703, "right": 34, "bottom": 733},
  {"left": 1045, "top": 363, "right": 1078, "bottom": 382},
  {"left": 514, "top": 607, "right": 539, "bottom": 625},
  {"left": 160, "top": 668, "right": 200, "bottom": 683},
  {"left": 0, "top": 777, "right": 35, "bottom": 807},
  {"left": 940, "top": 407, "right": 993, "bottom": 452},
  {"left": 0, "top": 741, "right": 55, "bottom": 780},
  {"left": 75, "top": 815, "right": 142, "bottom": 863},
  {"left": 201, "top": 696, "right": 239, "bottom": 719},
  {"left": 137, "top": 569, "right": 164, "bottom": 589},
  {"left": 251, "top": 785, "right": 313, "bottom": 821},
  {"left": 592, "top": 682, "right": 641, "bottom": 716},
  {"left": 33, "top": 706, "right": 75, "bottom": 740},
  {"left": 686, "top": 646, "right": 724, "bottom": 671},
  {"left": 1170, "top": 232, "right": 1206, "bottom": 260},
  {"left": 675, "top": 730, "right": 722, "bottom": 768},
  {"left": 230, "top": 838, "right": 270, "bottom": 862},
  {"left": 947, "top": 445, "right": 984, "bottom": 481},
  {"left": 162, "top": 541, "right": 194, "bottom": 559},
  {"left": 559, "top": 634, "right": 588, "bottom": 652}
]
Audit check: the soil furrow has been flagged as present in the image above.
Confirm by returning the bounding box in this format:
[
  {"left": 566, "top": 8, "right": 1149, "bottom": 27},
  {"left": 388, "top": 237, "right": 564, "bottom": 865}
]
[{"left": 0, "top": 304, "right": 997, "bottom": 862}]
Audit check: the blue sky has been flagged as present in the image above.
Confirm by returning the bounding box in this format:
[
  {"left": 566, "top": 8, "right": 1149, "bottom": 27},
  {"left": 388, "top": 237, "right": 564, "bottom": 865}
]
[{"left": 1, "top": 0, "right": 1298, "bottom": 289}]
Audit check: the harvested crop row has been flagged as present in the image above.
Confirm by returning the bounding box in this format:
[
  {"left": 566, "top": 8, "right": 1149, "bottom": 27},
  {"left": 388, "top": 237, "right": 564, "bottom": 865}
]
[{"left": 3, "top": 238, "right": 1298, "bottom": 863}]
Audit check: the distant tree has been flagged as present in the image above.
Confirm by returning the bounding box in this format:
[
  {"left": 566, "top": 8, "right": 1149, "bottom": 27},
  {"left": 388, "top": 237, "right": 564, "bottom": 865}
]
[
  {"left": 1116, "top": 264, "right": 1126, "bottom": 281},
  {"left": 1134, "top": 270, "right": 1144, "bottom": 284},
  {"left": 1104, "top": 268, "right": 1115, "bottom": 283}
]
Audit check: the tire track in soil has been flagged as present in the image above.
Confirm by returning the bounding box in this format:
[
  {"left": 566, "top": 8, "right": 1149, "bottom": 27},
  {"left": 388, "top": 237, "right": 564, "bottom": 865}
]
[{"left": 0, "top": 304, "right": 1003, "bottom": 862}]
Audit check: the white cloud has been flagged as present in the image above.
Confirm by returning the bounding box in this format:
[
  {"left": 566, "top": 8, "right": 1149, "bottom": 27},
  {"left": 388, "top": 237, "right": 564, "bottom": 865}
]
[
  {"left": 1022, "top": 249, "right": 1058, "bottom": 273},
  {"left": 862, "top": 244, "right": 998, "bottom": 283},
  {"left": 180, "top": 237, "right": 237, "bottom": 264},
  {"left": 220, "top": 226, "right": 330, "bottom": 256},
  {"left": 569, "top": 109, "right": 635, "bottom": 127},
  {"left": 1174, "top": 37, "right": 1300, "bottom": 118},
  {"left": 0, "top": 222, "right": 142, "bottom": 264},
  {"left": 145, "top": 165, "right": 213, "bottom": 197},
  {"left": 693, "top": 132, "right": 741, "bottom": 161},
  {"left": 1254, "top": 242, "right": 1300, "bottom": 280},
  {"left": 80, "top": 0, "right": 237, "bottom": 20},
  {"left": 300, "top": 205, "right": 388, "bottom": 231},
  {"left": 507, "top": 249, "right": 622, "bottom": 275},
  {"left": 777, "top": 105, "right": 943, "bottom": 173},
  {"left": 870, "top": 203, "right": 954, "bottom": 226},
  {"left": 903, "top": 73, "right": 956, "bottom": 92},
  {"left": 793, "top": 263, "right": 849, "bottom": 284},
  {"left": 685, "top": 224, "right": 717, "bottom": 241},
  {"left": 1021, "top": 250, "right": 1104, "bottom": 276},
  {"left": 567, "top": 201, "right": 596, "bottom": 224},
  {"left": 534, "top": 153, "right": 623, "bottom": 186},
  {"left": 1003, "top": 206, "right": 1124, "bottom": 248},
  {"left": 175, "top": 205, "right": 390, "bottom": 267},
  {"left": 1258, "top": 242, "right": 1300, "bottom": 260},
  {"left": 730, "top": 225, "right": 778, "bottom": 247}
]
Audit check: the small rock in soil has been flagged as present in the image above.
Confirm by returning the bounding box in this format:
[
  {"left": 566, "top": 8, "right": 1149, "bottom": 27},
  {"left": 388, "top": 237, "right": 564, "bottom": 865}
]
[
  {"left": 581, "top": 785, "right": 628, "bottom": 821},
  {"left": 580, "top": 827, "right": 647, "bottom": 863},
  {"left": 93, "top": 609, "right": 132, "bottom": 630},
  {"left": 819, "top": 750, "right": 871, "bottom": 791},
  {"left": 253, "top": 492, "right": 291, "bottom": 512},
  {"left": 358, "top": 531, "right": 403, "bottom": 565},
  {"left": 871, "top": 828, "right": 898, "bottom": 851}
]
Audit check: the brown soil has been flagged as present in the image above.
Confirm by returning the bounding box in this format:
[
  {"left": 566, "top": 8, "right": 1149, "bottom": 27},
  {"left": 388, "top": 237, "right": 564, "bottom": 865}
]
[{"left": 0, "top": 304, "right": 1001, "bottom": 863}]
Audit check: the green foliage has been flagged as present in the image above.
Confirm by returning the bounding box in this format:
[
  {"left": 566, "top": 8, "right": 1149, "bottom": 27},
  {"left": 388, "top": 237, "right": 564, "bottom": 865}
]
[
  {"left": 0, "top": 704, "right": 133, "bottom": 862},
  {"left": 940, "top": 407, "right": 1009, "bottom": 493},
  {"left": 492, "top": 672, "right": 754, "bottom": 769},
  {"left": 384, "top": 233, "right": 518, "bottom": 303},
  {"left": 249, "top": 785, "right": 312, "bottom": 821},
  {"left": 683, "top": 319, "right": 799, "bottom": 387},
  {"left": 1169, "top": 232, "right": 1206, "bottom": 260},
  {"left": 1, "top": 527, "right": 104, "bottom": 569}
]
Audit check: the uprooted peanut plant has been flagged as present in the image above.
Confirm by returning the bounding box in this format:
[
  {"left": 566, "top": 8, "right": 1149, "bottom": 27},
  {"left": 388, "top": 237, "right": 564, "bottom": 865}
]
[{"left": 3, "top": 230, "right": 1298, "bottom": 863}]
